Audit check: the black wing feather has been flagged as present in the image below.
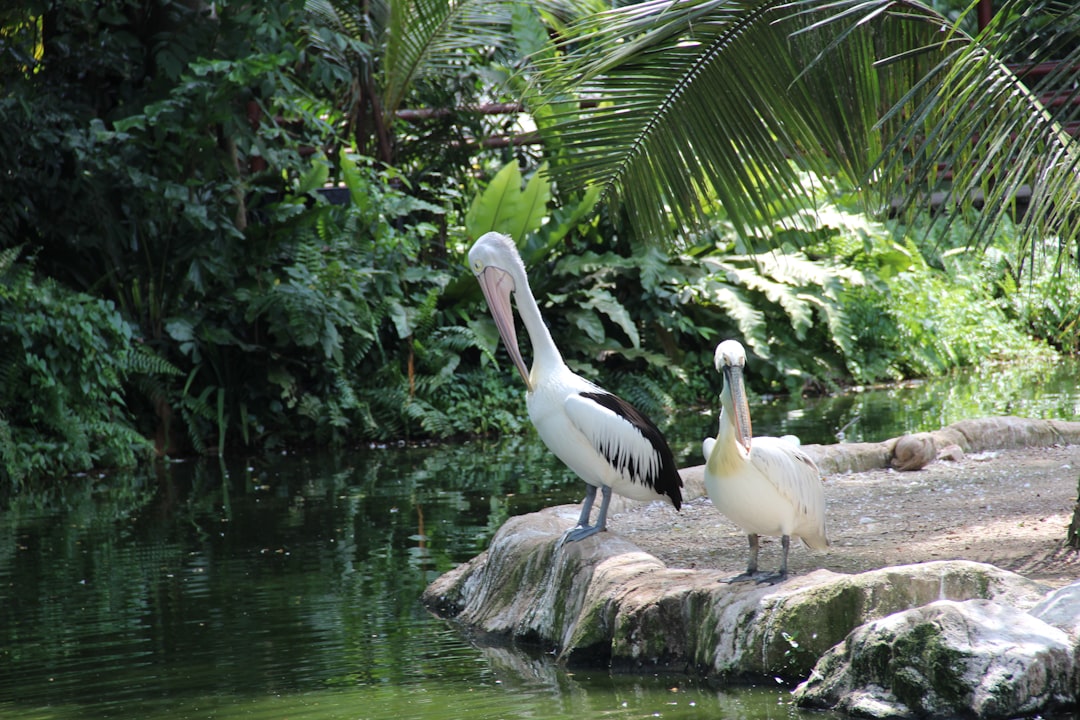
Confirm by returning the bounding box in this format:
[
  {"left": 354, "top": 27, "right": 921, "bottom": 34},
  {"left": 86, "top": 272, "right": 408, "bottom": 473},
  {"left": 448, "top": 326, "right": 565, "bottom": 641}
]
[{"left": 580, "top": 391, "right": 683, "bottom": 510}]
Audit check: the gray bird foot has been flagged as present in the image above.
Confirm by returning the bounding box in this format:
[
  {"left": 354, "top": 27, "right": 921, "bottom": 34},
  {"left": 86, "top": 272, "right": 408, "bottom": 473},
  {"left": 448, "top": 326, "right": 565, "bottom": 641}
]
[
  {"left": 562, "top": 524, "right": 602, "bottom": 543},
  {"left": 720, "top": 571, "right": 757, "bottom": 584},
  {"left": 753, "top": 571, "right": 788, "bottom": 585}
]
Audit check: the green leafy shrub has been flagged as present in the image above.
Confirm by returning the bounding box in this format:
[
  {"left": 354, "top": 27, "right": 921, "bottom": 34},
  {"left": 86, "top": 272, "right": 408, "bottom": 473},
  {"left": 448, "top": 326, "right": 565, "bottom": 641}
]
[
  {"left": 977, "top": 231, "right": 1080, "bottom": 353},
  {"left": 807, "top": 218, "right": 1052, "bottom": 386},
  {"left": 157, "top": 149, "right": 527, "bottom": 448},
  {"left": 0, "top": 250, "right": 158, "bottom": 488}
]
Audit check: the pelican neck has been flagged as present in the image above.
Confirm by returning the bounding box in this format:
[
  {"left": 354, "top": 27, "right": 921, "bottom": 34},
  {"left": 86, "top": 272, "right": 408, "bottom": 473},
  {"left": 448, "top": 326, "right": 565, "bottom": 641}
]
[
  {"left": 513, "top": 276, "right": 565, "bottom": 375},
  {"left": 708, "top": 383, "right": 738, "bottom": 471}
]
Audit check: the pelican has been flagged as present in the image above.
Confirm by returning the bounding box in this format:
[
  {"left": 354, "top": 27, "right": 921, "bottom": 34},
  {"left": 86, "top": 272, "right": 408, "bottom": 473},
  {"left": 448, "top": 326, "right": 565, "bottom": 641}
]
[
  {"left": 702, "top": 340, "right": 828, "bottom": 583},
  {"left": 468, "top": 231, "right": 682, "bottom": 542}
]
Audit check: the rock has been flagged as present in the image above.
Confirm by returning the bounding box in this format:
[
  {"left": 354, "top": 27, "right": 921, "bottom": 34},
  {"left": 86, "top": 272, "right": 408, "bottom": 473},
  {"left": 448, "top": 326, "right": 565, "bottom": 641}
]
[
  {"left": 423, "top": 505, "right": 1051, "bottom": 680},
  {"left": 690, "top": 561, "right": 1049, "bottom": 681},
  {"left": 1030, "top": 581, "right": 1080, "bottom": 639},
  {"left": 678, "top": 465, "right": 706, "bottom": 502},
  {"left": 937, "top": 443, "right": 965, "bottom": 462},
  {"left": 794, "top": 599, "right": 1076, "bottom": 719},
  {"left": 932, "top": 416, "right": 1080, "bottom": 454},
  {"left": 794, "top": 417, "right": 1080, "bottom": 476},
  {"left": 891, "top": 432, "right": 937, "bottom": 471},
  {"left": 802, "top": 440, "right": 892, "bottom": 475}
]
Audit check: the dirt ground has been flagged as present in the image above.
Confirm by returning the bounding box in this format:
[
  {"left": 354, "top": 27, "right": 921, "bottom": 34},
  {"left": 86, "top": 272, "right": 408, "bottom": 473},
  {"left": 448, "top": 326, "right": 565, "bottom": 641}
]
[{"left": 609, "top": 444, "right": 1080, "bottom": 588}]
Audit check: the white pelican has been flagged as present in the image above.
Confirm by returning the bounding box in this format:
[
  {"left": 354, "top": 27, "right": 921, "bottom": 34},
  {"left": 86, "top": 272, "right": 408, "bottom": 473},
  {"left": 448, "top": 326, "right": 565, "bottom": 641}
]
[
  {"left": 703, "top": 340, "right": 828, "bottom": 583},
  {"left": 468, "top": 232, "right": 682, "bottom": 542}
]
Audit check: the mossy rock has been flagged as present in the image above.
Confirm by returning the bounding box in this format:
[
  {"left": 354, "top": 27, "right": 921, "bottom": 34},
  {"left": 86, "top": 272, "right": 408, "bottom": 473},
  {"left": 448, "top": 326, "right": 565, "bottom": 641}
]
[
  {"left": 422, "top": 505, "right": 1050, "bottom": 685},
  {"left": 795, "top": 599, "right": 1077, "bottom": 719}
]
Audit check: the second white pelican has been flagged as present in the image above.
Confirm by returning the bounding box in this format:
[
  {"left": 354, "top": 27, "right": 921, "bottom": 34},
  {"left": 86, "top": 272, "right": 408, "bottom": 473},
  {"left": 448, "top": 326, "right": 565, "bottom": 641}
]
[
  {"left": 468, "top": 232, "right": 683, "bottom": 542},
  {"left": 703, "top": 340, "right": 829, "bottom": 583}
]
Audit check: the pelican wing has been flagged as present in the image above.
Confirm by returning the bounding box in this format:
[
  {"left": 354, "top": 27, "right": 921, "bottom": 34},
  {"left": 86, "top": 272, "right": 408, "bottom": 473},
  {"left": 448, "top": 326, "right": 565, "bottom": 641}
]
[
  {"left": 702, "top": 437, "right": 716, "bottom": 462},
  {"left": 748, "top": 437, "right": 826, "bottom": 537},
  {"left": 565, "top": 395, "right": 665, "bottom": 490}
]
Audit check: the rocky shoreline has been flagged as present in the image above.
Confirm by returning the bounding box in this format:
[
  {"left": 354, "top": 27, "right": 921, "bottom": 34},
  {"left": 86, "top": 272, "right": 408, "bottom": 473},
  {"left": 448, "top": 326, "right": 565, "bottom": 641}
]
[{"left": 423, "top": 417, "right": 1080, "bottom": 718}]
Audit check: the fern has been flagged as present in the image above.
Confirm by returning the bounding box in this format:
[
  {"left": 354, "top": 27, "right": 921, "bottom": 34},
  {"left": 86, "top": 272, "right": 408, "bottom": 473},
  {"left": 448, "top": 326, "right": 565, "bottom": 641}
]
[
  {"left": 125, "top": 344, "right": 184, "bottom": 377},
  {"left": 408, "top": 287, "right": 442, "bottom": 342},
  {"left": 402, "top": 397, "right": 455, "bottom": 438},
  {"left": 0, "top": 244, "right": 23, "bottom": 278},
  {"left": 721, "top": 261, "right": 815, "bottom": 341},
  {"left": 693, "top": 279, "right": 770, "bottom": 359},
  {"left": 606, "top": 372, "right": 674, "bottom": 423},
  {"left": 178, "top": 376, "right": 219, "bottom": 455}
]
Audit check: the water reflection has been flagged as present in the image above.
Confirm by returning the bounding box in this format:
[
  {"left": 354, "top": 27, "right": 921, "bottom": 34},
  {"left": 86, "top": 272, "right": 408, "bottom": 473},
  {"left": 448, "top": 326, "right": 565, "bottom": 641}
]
[
  {"left": 681, "top": 357, "right": 1080, "bottom": 449},
  {"left": 1, "top": 360, "right": 1077, "bottom": 719},
  {"left": 0, "top": 443, "right": 829, "bottom": 719}
]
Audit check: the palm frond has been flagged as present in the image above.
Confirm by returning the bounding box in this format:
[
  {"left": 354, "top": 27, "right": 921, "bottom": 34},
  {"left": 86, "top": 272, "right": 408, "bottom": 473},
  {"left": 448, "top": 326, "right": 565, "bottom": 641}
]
[
  {"left": 381, "top": 0, "right": 517, "bottom": 121},
  {"left": 797, "top": 0, "right": 1080, "bottom": 256},
  {"left": 541, "top": 0, "right": 831, "bottom": 244},
  {"left": 539, "top": 0, "right": 1080, "bottom": 258},
  {"left": 837, "top": 0, "right": 1080, "bottom": 254},
  {"left": 304, "top": 0, "right": 376, "bottom": 69}
]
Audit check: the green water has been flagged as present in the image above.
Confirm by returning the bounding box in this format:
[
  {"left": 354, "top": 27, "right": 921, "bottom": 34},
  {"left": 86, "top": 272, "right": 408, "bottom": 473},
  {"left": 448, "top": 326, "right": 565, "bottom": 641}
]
[
  {"left": 0, "top": 450, "right": 814, "bottom": 720},
  {"left": 1, "top": 359, "right": 1077, "bottom": 719}
]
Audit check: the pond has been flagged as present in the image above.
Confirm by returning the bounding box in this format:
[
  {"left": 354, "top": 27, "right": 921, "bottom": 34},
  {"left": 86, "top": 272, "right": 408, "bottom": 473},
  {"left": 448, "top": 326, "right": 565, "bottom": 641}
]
[{"left": 1, "top": 359, "right": 1077, "bottom": 720}]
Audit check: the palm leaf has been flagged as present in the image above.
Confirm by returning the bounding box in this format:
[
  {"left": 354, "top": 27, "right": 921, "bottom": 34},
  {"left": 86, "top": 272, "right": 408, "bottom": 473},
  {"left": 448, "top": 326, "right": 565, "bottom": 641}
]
[
  {"left": 540, "top": 0, "right": 833, "bottom": 243},
  {"left": 538, "top": 0, "right": 1080, "bottom": 261},
  {"left": 837, "top": 0, "right": 1080, "bottom": 247},
  {"left": 381, "top": 0, "right": 519, "bottom": 122},
  {"left": 306, "top": 0, "right": 521, "bottom": 131}
]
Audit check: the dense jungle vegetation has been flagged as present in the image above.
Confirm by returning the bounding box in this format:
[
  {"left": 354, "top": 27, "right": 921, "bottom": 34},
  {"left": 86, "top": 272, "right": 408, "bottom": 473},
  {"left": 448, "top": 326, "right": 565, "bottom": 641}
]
[{"left": 2, "top": 0, "right": 1079, "bottom": 488}]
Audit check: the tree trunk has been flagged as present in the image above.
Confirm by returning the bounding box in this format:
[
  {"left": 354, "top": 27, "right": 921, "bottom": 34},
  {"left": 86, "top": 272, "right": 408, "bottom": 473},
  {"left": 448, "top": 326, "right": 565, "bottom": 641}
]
[{"left": 1068, "top": 472, "right": 1080, "bottom": 549}]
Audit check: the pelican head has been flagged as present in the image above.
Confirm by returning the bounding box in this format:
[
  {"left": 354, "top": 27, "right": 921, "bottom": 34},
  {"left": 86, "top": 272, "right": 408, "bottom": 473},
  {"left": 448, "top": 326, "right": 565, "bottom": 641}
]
[
  {"left": 468, "top": 232, "right": 532, "bottom": 390},
  {"left": 715, "top": 340, "right": 753, "bottom": 457}
]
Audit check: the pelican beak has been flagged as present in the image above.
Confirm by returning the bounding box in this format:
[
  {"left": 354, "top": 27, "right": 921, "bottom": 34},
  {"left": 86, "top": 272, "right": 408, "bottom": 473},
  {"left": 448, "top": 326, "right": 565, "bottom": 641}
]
[
  {"left": 724, "top": 364, "right": 753, "bottom": 456},
  {"left": 475, "top": 266, "right": 532, "bottom": 391}
]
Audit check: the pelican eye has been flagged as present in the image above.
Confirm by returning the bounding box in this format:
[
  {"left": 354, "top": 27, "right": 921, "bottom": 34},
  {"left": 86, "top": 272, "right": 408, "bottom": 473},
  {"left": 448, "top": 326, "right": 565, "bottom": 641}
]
[{"left": 472, "top": 260, "right": 483, "bottom": 273}]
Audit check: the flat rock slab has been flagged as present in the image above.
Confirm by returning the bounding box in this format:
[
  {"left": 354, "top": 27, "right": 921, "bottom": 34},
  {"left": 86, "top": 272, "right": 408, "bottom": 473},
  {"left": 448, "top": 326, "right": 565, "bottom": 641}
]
[{"left": 424, "top": 505, "right": 1052, "bottom": 675}]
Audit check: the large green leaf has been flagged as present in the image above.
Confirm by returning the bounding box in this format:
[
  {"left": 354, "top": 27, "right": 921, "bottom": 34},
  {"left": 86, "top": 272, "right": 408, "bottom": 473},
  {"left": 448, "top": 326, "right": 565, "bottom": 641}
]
[
  {"left": 581, "top": 287, "right": 640, "bottom": 349},
  {"left": 465, "top": 161, "right": 551, "bottom": 242}
]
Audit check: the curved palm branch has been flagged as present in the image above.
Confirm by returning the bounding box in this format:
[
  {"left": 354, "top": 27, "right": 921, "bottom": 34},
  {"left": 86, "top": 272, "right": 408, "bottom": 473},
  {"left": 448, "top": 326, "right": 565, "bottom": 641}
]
[
  {"left": 865, "top": 0, "right": 1080, "bottom": 257},
  {"left": 538, "top": 0, "right": 1080, "bottom": 257},
  {"left": 305, "top": 0, "right": 521, "bottom": 160},
  {"left": 306, "top": 0, "right": 596, "bottom": 122}
]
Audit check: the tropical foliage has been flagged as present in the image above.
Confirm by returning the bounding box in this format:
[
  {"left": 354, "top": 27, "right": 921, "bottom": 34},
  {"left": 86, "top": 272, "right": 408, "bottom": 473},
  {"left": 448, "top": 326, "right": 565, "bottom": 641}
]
[
  {"left": 0, "top": 247, "right": 159, "bottom": 485},
  {"left": 2, "top": 0, "right": 1078, "bottom": 490},
  {"left": 537, "top": 0, "right": 1080, "bottom": 257}
]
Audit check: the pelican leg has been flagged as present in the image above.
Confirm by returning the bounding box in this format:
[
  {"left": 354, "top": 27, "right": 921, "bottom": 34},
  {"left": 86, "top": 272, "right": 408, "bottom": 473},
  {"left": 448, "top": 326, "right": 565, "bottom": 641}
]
[
  {"left": 747, "top": 533, "right": 760, "bottom": 575},
  {"left": 721, "top": 533, "right": 760, "bottom": 583},
  {"left": 593, "top": 485, "right": 613, "bottom": 532},
  {"left": 754, "top": 535, "right": 790, "bottom": 585},
  {"left": 564, "top": 485, "right": 603, "bottom": 543},
  {"left": 575, "top": 485, "right": 598, "bottom": 527}
]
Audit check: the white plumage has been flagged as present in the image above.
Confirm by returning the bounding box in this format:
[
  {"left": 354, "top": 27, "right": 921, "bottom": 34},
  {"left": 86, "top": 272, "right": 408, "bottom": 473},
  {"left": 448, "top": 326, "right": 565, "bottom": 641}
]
[
  {"left": 703, "top": 340, "right": 828, "bottom": 583},
  {"left": 468, "top": 232, "right": 682, "bottom": 542}
]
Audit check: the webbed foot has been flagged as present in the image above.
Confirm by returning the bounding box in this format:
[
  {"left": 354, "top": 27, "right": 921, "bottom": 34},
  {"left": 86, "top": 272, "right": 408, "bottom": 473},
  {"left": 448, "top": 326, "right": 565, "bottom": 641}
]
[
  {"left": 753, "top": 571, "right": 787, "bottom": 585},
  {"left": 562, "top": 524, "right": 602, "bottom": 543},
  {"left": 720, "top": 572, "right": 757, "bottom": 584}
]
